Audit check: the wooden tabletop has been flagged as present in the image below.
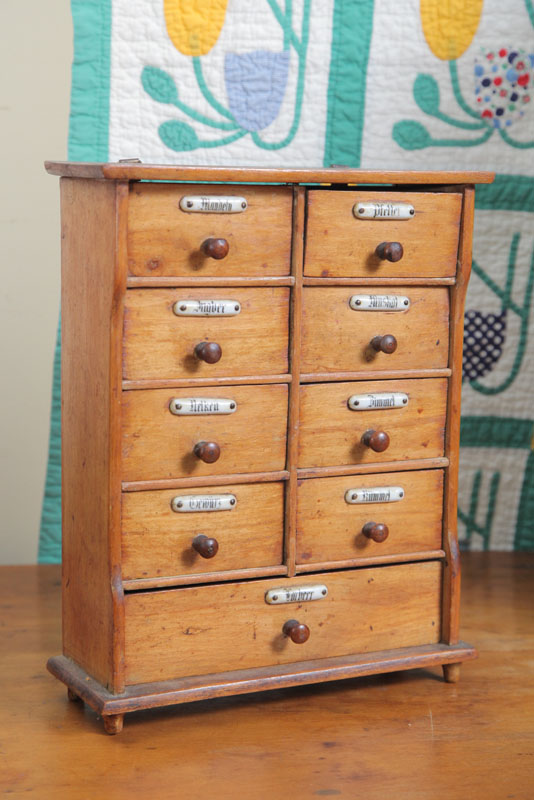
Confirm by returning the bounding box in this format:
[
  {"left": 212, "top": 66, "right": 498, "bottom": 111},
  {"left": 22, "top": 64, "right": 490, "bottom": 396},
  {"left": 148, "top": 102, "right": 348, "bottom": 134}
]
[{"left": 2, "top": 554, "right": 532, "bottom": 799}]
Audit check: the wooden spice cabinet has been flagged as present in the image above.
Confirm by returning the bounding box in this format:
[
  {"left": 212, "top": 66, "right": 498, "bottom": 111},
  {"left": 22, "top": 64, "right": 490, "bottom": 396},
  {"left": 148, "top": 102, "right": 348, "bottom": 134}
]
[{"left": 45, "top": 162, "right": 493, "bottom": 734}]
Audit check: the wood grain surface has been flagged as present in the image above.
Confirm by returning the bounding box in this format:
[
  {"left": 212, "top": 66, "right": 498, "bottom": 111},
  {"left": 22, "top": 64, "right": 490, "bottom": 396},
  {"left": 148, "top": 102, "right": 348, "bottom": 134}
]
[
  {"left": 4, "top": 554, "right": 532, "bottom": 799},
  {"left": 123, "top": 287, "right": 289, "bottom": 380},
  {"left": 301, "top": 286, "right": 449, "bottom": 372},
  {"left": 296, "top": 469, "right": 443, "bottom": 564},
  {"left": 121, "top": 384, "right": 289, "bottom": 481},
  {"left": 45, "top": 160, "right": 495, "bottom": 184},
  {"left": 298, "top": 378, "right": 448, "bottom": 468},
  {"left": 127, "top": 183, "right": 292, "bottom": 277},
  {"left": 124, "top": 562, "right": 441, "bottom": 684},
  {"left": 442, "top": 187, "right": 475, "bottom": 645},
  {"left": 59, "top": 178, "right": 126, "bottom": 692},
  {"left": 121, "top": 482, "right": 284, "bottom": 582},
  {"left": 305, "top": 191, "right": 462, "bottom": 278}
]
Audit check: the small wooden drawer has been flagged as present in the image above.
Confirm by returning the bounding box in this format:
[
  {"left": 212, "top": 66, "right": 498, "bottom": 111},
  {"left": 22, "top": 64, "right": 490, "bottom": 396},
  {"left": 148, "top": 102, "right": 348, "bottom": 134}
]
[
  {"left": 127, "top": 184, "right": 292, "bottom": 277},
  {"left": 122, "top": 482, "right": 285, "bottom": 581},
  {"left": 305, "top": 191, "right": 462, "bottom": 278},
  {"left": 123, "top": 287, "right": 290, "bottom": 380},
  {"left": 298, "top": 378, "right": 447, "bottom": 469},
  {"left": 296, "top": 470, "right": 443, "bottom": 565},
  {"left": 124, "top": 561, "right": 442, "bottom": 683},
  {"left": 301, "top": 287, "right": 449, "bottom": 374},
  {"left": 122, "top": 384, "right": 289, "bottom": 482}
]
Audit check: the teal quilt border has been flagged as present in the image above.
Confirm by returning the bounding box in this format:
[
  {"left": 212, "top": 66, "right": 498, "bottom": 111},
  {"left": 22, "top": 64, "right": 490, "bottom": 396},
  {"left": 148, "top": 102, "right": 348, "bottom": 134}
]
[
  {"left": 323, "top": 0, "right": 374, "bottom": 168},
  {"left": 38, "top": 0, "right": 111, "bottom": 563}
]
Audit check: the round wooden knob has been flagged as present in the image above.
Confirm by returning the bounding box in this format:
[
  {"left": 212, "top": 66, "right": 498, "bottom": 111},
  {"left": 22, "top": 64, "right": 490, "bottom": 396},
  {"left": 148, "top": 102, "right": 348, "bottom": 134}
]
[
  {"left": 375, "top": 241, "right": 404, "bottom": 262},
  {"left": 362, "top": 521, "right": 389, "bottom": 543},
  {"left": 193, "top": 441, "right": 221, "bottom": 463},
  {"left": 361, "top": 429, "right": 390, "bottom": 452},
  {"left": 192, "top": 534, "right": 219, "bottom": 558},
  {"left": 283, "top": 619, "right": 310, "bottom": 644},
  {"left": 370, "top": 334, "right": 397, "bottom": 354},
  {"left": 195, "top": 341, "right": 222, "bottom": 364},
  {"left": 201, "top": 238, "right": 229, "bottom": 260}
]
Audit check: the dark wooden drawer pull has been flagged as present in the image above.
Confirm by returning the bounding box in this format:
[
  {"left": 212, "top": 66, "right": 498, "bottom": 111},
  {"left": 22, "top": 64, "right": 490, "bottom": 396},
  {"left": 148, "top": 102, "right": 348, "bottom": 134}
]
[
  {"left": 283, "top": 619, "right": 310, "bottom": 644},
  {"left": 361, "top": 429, "right": 390, "bottom": 452},
  {"left": 192, "top": 534, "right": 219, "bottom": 558},
  {"left": 195, "top": 341, "right": 222, "bottom": 363},
  {"left": 370, "top": 334, "right": 397, "bottom": 354},
  {"left": 375, "top": 242, "right": 404, "bottom": 262},
  {"left": 193, "top": 441, "right": 221, "bottom": 463},
  {"left": 362, "top": 522, "right": 389, "bottom": 543},
  {"left": 201, "top": 237, "right": 230, "bottom": 260}
]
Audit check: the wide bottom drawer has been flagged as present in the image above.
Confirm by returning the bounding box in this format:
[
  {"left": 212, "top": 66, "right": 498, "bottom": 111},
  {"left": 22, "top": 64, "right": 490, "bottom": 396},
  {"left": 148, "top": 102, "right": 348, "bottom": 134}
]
[{"left": 124, "top": 561, "right": 442, "bottom": 684}]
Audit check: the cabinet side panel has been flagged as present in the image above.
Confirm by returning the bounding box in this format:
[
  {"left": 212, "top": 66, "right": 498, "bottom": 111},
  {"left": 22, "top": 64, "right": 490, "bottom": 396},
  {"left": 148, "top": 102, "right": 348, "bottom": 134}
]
[
  {"left": 442, "top": 186, "right": 474, "bottom": 644},
  {"left": 60, "top": 178, "right": 124, "bottom": 690}
]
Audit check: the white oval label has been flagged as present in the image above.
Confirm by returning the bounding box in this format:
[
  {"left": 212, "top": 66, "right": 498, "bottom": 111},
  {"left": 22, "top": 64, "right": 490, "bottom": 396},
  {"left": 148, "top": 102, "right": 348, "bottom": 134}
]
[
  {"left": 345, "top": 486, "right": 405, "bottom": 504},
  {"left": 265, "top": 585, "right": 328, "bottom": 605},
  {"left": 348, "top": 392, "right": 409, "bottom": 410},
  {"left": 171, "top": 493, "right": 236, "bottom": 512},
  {"left": 353, "top": 201, "right": 414, "bottom": 220},
  {"left": 349, "top": 295, "right": 410, "bottom": 311},
  {"left": 173, "top": 299, "right": 241, "bottom": 317},
  {"left": 179, "top": 195, "right": 247, "bottom": 213},
  {"left": 170, "top": 397, "right": 237, "bottom": 415}
]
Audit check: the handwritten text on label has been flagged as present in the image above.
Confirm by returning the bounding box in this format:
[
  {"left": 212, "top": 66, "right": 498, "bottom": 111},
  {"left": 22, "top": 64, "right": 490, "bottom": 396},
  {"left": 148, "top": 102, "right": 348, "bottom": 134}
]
[
  {"left": 169, "top": 397, "right": 237, "bottom": 416},
  {"left": 179, "top": 195, "right": 248, "bottom": 213}
]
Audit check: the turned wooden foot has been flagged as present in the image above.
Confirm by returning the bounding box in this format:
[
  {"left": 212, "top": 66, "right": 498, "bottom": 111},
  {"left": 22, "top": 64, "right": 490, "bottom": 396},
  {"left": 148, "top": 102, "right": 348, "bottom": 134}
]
[
  {"left": 67, "top": 688, "right": 82, "bottom": 702},
  {"left": 102, "top": 714, "right": 124, "bottom": 735},
  {"left": 443, "top": 662, "right": 462, "bottom": 683}
]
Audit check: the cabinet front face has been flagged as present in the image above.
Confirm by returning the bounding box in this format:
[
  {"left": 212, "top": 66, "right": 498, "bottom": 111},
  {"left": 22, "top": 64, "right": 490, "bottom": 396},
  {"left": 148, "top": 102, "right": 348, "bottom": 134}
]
[
  {"left": 123, "top": 287, "right": 290, "bottom": 380},
  {"left": 305, "top": 190, "right": 462, "bottom": 278},
  {"left": 121, "top": 384, "right": 289, "bottom": 482},
  {"left": 124, "top": 561, "right": 442, "bottom": 684},
  {"left": 51, "top": 163, "right": 483, "bottom": 723},
  {"left": 296, "top": 469, "right": 444, "bottom": 565},
  {"left": 298, "top": 378, "right": 448, "bottom": 468},
  {"left": 122, "top": 482, "right": 285, "bottom": 581},
  {"left": 127, "top": 183, "right": 293, "bottom": 277},
  {"left": 301, "top": 287, "right": 450, "bottom": 374}
]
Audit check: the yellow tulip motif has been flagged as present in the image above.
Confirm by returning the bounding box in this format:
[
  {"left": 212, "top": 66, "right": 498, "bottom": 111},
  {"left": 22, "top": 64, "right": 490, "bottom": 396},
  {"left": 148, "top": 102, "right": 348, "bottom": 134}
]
[
  {"left": 420, "top": 0, "right": 484, "bottom": 61},
  {"left": 164, "top": 0, "right": 229, "bottom": 57}
]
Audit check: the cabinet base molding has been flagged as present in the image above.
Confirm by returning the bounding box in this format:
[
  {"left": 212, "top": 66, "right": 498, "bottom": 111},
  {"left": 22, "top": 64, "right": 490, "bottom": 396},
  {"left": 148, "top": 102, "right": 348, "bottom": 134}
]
[{"left": 48, "top": 642, "right": 476, "bottom": 733}]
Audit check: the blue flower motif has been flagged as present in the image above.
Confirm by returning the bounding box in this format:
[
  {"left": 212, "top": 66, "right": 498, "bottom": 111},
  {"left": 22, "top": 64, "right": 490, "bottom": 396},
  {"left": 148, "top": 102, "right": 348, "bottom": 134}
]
[{"left": 224, "top": 50, "right": 290, "bottom": 131}]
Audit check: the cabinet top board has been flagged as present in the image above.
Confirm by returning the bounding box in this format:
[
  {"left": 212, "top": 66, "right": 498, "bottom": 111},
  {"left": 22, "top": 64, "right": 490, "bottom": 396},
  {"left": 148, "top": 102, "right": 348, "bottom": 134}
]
[{"left": 44, "top": 161, "right": 494, "bottom": 186}]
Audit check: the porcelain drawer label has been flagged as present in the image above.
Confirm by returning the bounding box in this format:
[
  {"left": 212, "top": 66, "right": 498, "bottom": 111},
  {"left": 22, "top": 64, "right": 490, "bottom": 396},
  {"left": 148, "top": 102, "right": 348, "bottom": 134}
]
[
  {"left": 345, "top": 486, "right": 405, "bottom": 504},
  {"left": 349, "top": 294, "right": 410, "bottom": 311},
  {"left": 265, "top": 584, "right": 328, "bottom": 605},
  {"left": 171, "top": 493, "right": 236, "bottom": 512},
  {"left": 170, "top": 397, "right": 237, "bottom": 415},
  {"left": 179, "top": 195, "right": 247, "bottom": 213},
  {"left": 173, "top": 299, "right": 241, "bottom": 317},
  {"left": 353, "top": 201, "right": 415, "bottom": 220},
  {"left": 348, "top": 392, "right": 409, "bottom": 410}
]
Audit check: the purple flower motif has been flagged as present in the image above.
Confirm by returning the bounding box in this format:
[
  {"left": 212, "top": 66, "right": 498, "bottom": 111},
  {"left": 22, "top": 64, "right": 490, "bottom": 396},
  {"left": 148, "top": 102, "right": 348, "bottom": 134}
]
[{"left": 224, "top": 50, "right": 290, "bottom": 131}]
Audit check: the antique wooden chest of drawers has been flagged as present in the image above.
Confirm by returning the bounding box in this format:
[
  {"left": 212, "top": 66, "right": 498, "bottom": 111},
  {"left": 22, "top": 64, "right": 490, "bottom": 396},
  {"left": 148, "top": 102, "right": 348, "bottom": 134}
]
[{"left": 45, "top": 161, "right": 493, "bottom": 734}]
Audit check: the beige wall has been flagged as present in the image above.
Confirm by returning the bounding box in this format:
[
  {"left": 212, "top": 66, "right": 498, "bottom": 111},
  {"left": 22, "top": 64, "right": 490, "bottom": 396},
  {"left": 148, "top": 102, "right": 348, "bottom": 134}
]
[{"left": 1, "top": 2, "right": 72, "bottom": 563}]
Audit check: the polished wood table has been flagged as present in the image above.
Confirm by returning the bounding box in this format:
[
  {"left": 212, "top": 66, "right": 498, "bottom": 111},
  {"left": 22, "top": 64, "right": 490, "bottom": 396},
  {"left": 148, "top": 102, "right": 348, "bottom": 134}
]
[{"left": 2, "top": 554, "right": 532, "bottom": 799}]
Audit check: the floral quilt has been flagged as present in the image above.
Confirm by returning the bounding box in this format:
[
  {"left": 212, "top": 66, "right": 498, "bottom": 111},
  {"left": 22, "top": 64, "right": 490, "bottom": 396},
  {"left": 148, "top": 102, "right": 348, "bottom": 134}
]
[{"left": 39, "top": 0, "right": 534, "bottom": 560}]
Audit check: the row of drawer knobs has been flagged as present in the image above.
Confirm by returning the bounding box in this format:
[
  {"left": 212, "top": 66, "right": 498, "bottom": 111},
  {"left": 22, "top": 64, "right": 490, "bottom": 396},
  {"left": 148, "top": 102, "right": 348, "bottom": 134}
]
[
  {"left": 193, "top": 429, "right": 390, "bottom": 465},
  {"left": 190, "top": 522, "right": 389, "bottom": 561},
  {"left": 194, "top": 231, "right": 395, "bottom": 649},
  {"left": 200, "top": 238, "right": 404, "bottom": 264},
  {"left": 195, "top": 335, "right": 398, "bottom": 365}
]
